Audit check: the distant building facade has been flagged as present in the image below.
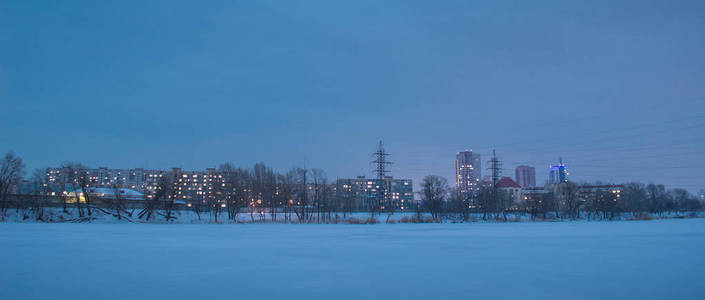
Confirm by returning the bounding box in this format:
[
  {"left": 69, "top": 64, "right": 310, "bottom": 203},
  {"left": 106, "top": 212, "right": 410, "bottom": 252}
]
[
  {"left": 456, "top": 150, "right": 481, "bottom": 200},
  {"left": 521, "top": 184, "right": 623, "bottom": 216},
  {"left": 170, "top": 167, "right": 220, "bottom": 203},
  {"left": 515, "top": 165, "right": 536, "bottom": 188},
  {"left": 46, "top": 166, "right": 222, "bottom": 204},
  {"left": 336, "top": 176, "right": 413, "bottom": 211},
  {"left": 46, "top": 166, "right": 166, "bottom": 191}
]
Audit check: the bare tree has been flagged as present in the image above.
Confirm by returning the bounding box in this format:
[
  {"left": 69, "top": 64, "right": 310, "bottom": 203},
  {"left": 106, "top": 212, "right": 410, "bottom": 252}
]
[
  {"left": 252, "top": 163, "right": 276, "bottom": 222},
  {"left": 382, "top": 180, "right": 396, "bottom": 223},
  {"left": 646, "top": 183, "right": 668, "bottom": 216},
  {"left": 477, "top": 185, "right": 493, "bottom": 220},
  {"left": 311, "top": 168, "right": 330, "bottom": 223},
  {"left": 670, "top": 188, "right": 698, "bottom": 216},
  {"left": 191, "top": 189, "right": 205, "bottom": 221},
  {"left": 110, "top": 184, "right": 127, "bottom": 220},
  {"left": 557, "top": 182, "right": 581, "bottom": 220},
  {"left": 291, "top": 167, "right": 310, "bottom": 223},
  {"left": 0, "top": 152, "right": 25, "bottom": 217},
  {"left": 27, "top": 169, "right": 49, "bottom": 221},
  {"left": 678, "top": 189, "right": 701, "bottom": 212},
  {"left": 449, "top": 187, "right": 471, "bottom": 222},
  {"left": 75, "top": 165, "right": 94, "bottom": 217},
  {"left": 59, "top": 163, "right": 95, "bottom": 218},
  {"left": 598, "top": 188, "right": 619, "bottom": 219},
  {"left": 208, "top": 177, "right": 221, "bottom": 223},
  {"left": 53, "top": 167, "right": 70, "bottom": 213},
  {"left": 271, "top": 172, "right": 279, "bottom": 222},
  {"left": 341, "top": 189, "right": 355, "bottom": 219},
  {"left": 496, "top": 188, "right": 513, "bottom": 221},
  {"left": 619, "top": 182, "right": 646, "bottom": 218},
  {"left": 278, "top": 171, "right": 296, "bottom": 222},
  {"left": 368, "top": 187, "right": 381, "bottom": 221},
  {"left": 321, "top": 182, "right": 335, "bottom": 223},
  {"left": 137, "top": 184, "right": 160, "bottom": 221},
  {"left": 420, "top": 175, "right": 448, "bottom": 221},
  {"left": 232, "top": 168, "right": 252, "bottom": 222},
  {"left": 218, "top": 163, "right": 252, "bottom": 222},
  {"left": 249, "top": 163, "right": 273, "bottom": 222},
  {"left": 159, "top": 172, "right": 178, "bottom": 222},
  {"left": 523, "top": 190, "right": 549, "bottom": 220},
  {"left": 61, "top": 163, "right": 85, "bottom": 218}
]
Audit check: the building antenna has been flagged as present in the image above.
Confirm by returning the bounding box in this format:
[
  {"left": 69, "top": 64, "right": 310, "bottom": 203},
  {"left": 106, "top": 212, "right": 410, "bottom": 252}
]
[{"left": 372, "top": 140, "right": 392, "bottom": 179}]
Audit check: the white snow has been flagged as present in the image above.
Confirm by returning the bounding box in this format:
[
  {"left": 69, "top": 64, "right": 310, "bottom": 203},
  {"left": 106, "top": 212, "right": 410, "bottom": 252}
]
[{"left": 1, "top": 219, "right": 704, "bottom": 299}]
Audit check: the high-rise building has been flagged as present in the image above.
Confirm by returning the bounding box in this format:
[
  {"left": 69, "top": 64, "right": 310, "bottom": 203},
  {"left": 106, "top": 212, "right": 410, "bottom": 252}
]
[
  {"left": 515, "top": 165, "right": 536, "bottom": 188},
  {"left": 548, "top": 159, "right": 569, "bottom": 184},
  {"left": 456, "top": 150, "right": 481, "bottom": 200}
]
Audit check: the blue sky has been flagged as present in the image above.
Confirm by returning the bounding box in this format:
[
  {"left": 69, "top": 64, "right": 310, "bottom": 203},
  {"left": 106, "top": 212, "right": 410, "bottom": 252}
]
[{"left": 1, "top": 0, "right": 704, "bottom": 191}]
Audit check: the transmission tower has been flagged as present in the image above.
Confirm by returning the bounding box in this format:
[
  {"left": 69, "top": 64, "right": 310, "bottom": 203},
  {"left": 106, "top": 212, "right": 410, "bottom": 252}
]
[
  {"left": 372, "top": 140, "right": 392, "bottom": 179},
  {"left": 488, "top": 149, "right": 502, "bottom": 187}
]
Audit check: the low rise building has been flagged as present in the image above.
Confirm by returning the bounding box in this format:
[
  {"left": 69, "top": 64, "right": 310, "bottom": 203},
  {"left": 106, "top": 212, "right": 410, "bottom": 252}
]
[{"left": 496, "top": 177, "right": 522, "bottom": 204}]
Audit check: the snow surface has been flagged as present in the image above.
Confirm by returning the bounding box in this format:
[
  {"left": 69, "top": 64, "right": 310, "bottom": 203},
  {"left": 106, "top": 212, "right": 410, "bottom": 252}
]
[{"left": 2, "top": 219, "right": 705, "bottom": 300}]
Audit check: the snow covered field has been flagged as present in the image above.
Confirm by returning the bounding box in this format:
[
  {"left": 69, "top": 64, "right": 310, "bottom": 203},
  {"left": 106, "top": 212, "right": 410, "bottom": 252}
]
[{"left": 2, "top": 219, "right": 704, "bottom": 300}]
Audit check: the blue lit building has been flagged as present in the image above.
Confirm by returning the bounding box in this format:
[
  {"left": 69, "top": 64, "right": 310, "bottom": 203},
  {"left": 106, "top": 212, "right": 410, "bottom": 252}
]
[{"left": 548, "top": 159, "right": 569, "bottom": 184}]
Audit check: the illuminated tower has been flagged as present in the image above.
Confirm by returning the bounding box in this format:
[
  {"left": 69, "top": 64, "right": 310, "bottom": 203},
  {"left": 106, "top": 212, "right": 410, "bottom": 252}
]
[
  {"left": 456, "top": 150, "right": 481, "bottom": 200},
  {"left": 548, "top": 158, "right": 569, "bottom": 184}
]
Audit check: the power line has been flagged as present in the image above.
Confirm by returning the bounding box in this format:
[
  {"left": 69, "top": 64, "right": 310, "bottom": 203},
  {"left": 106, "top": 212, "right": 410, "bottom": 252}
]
[
  {"left": 492, "top": 114, "right": 705, "bottom": 149},
  {"left": 508, "top": 122, "right": 705, "bottom": 155}
]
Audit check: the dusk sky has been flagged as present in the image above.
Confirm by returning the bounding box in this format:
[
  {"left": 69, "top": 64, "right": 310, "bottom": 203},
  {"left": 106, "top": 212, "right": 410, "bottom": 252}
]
[{"left": 1, "top": 0, "right": 704, "bottom": 192}]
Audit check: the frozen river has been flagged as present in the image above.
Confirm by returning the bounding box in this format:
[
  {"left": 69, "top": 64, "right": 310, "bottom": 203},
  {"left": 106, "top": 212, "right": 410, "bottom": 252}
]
[{"left": 2, "top": 219, "right": 704, "bottom": 299}]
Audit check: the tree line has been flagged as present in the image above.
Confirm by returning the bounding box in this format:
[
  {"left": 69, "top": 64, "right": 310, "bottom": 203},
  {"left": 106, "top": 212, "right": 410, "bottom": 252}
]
[
  {"left": 0, "top": 152, "right": 347, "bottom": 223},
  {"left": 1, "top": 151, "right": 704, "bottom": 223},
  {"left": 419, "top": 175, "right": 704, "bottom": 222}
]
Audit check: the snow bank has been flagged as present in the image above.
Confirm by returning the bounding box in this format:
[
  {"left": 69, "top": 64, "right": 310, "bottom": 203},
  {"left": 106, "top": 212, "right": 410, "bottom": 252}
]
[{"left": 6, "top": 207, "right": 700, "bottom": 224}]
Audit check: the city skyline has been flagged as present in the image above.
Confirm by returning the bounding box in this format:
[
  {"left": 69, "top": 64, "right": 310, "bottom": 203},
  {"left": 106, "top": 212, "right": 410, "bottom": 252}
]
[
  {"left": 2, "top": 2, "right": 704, "bottom": 299},
  {"left": 3, "top": 138, "right": 703, "bottom": 193}
]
